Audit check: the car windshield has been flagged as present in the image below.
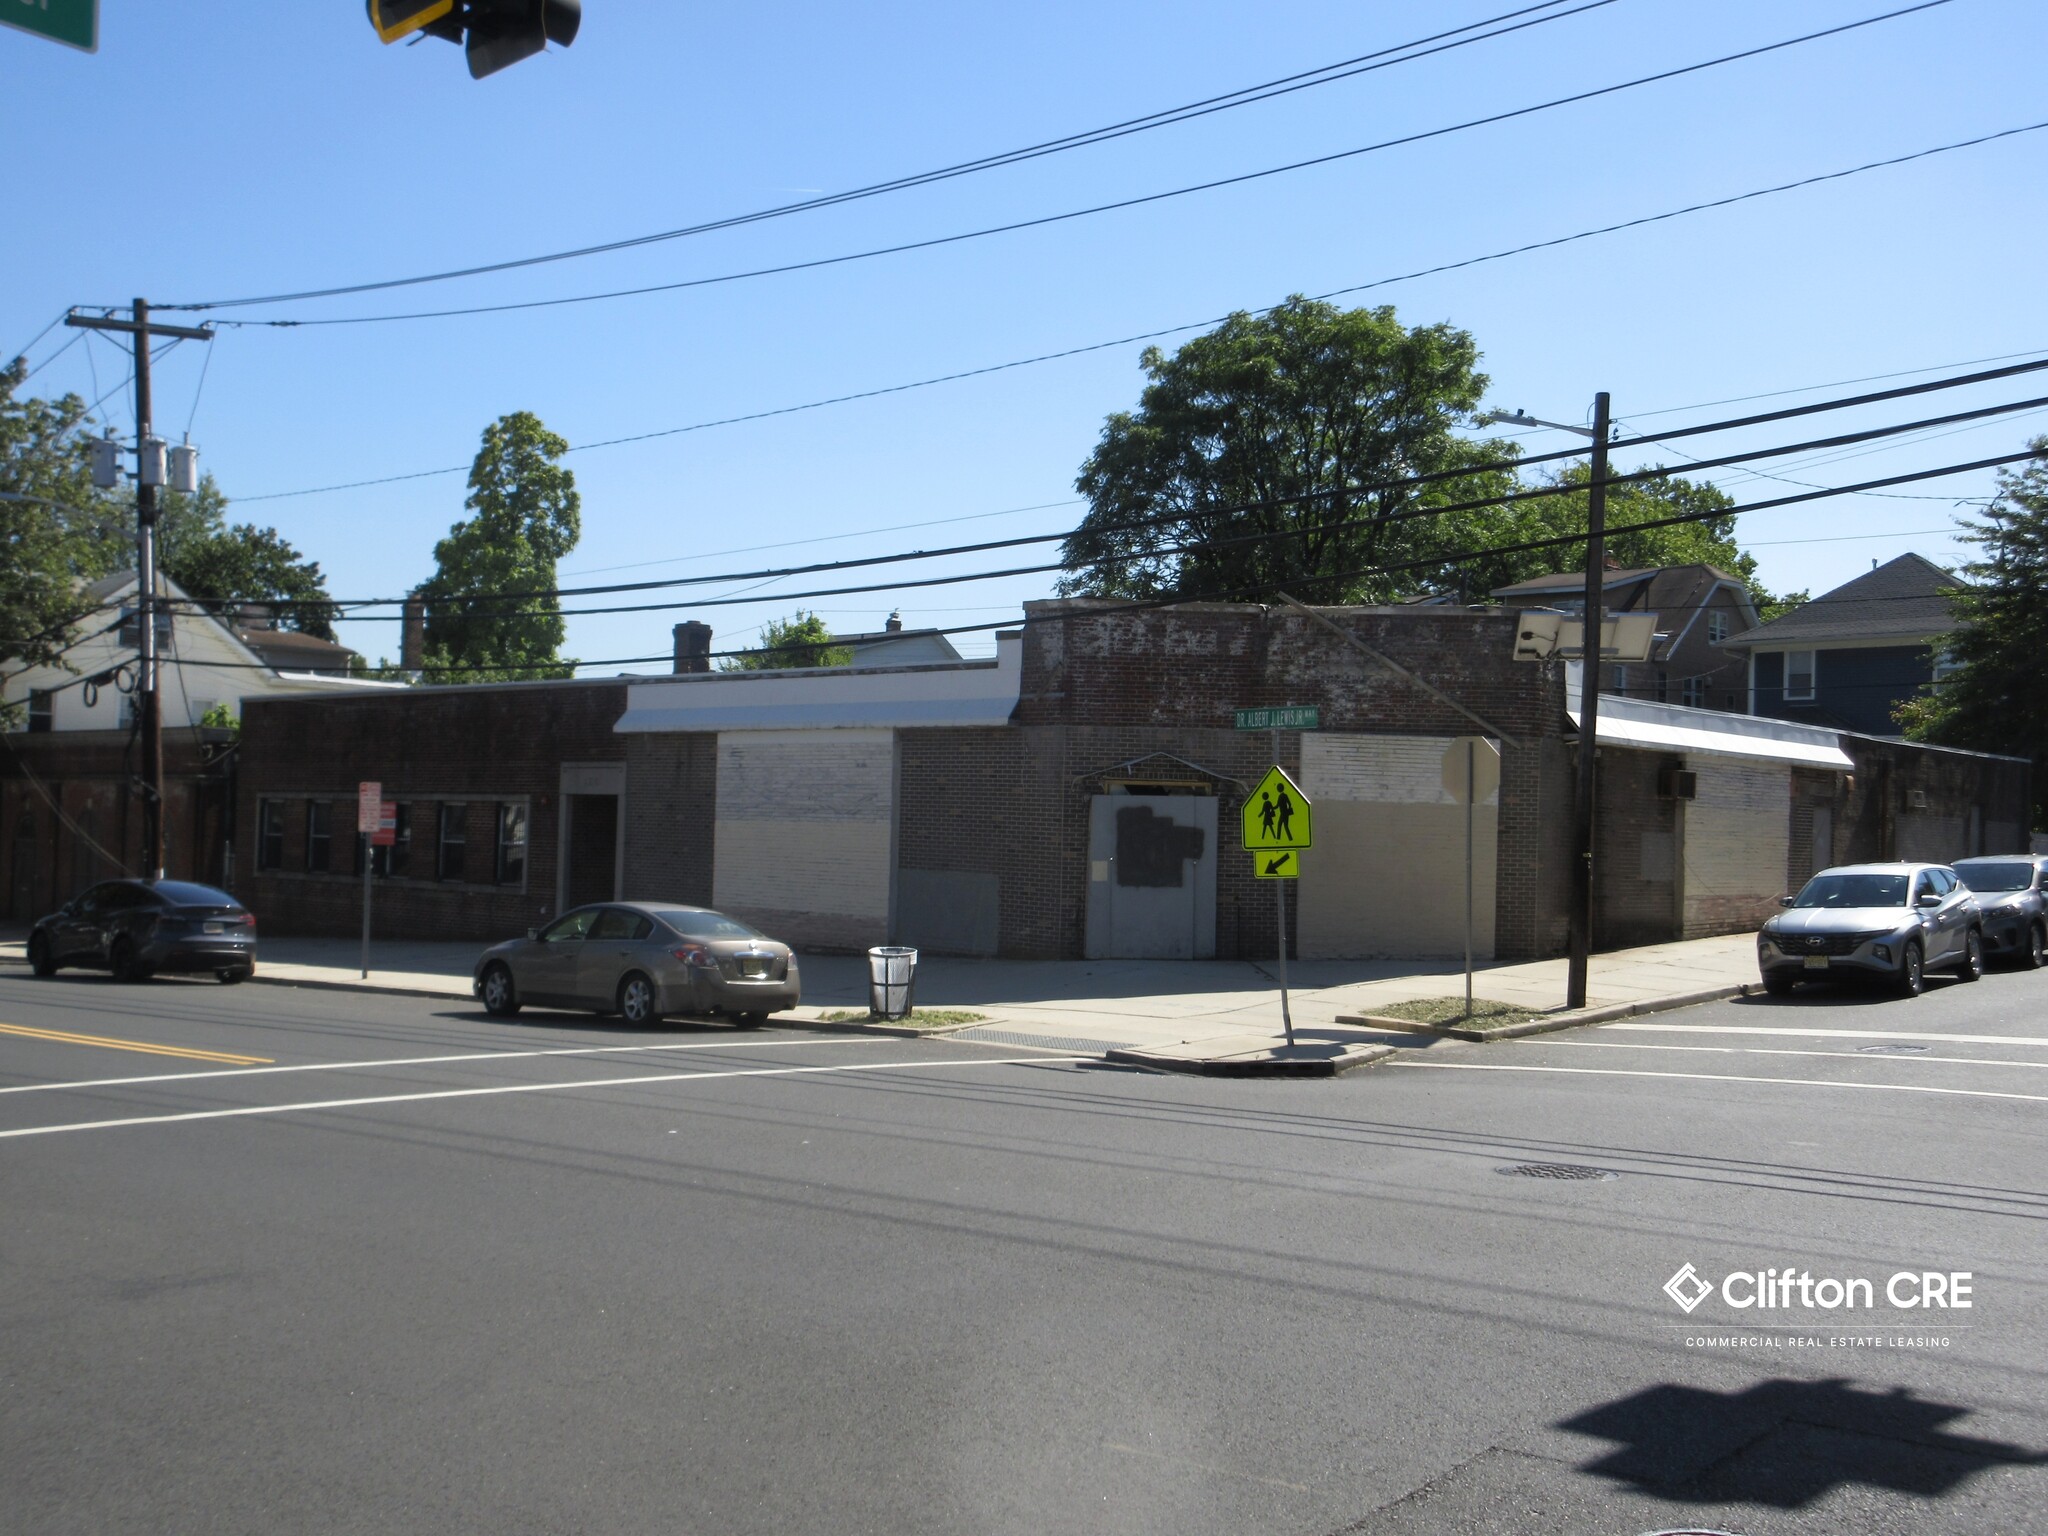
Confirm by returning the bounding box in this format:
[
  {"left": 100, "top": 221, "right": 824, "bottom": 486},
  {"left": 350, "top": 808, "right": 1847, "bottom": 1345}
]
[
  {"left": 1793, "top": 873, "right": 1910, "bottom": 908},
  {"left": 151, "top": 880, "right": 238, "bottom": 907},
  {"left": 663, "top": 911, "right": 766, "bottom": 941},
  {"left": 1953, "top": 862, "right": 2034, "bottom": 893}
]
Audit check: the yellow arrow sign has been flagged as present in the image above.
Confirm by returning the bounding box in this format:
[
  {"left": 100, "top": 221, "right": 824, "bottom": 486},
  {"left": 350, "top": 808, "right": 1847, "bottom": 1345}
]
[
  {"left": 1253, "top": 849, "right": 1300, "bottom": 880},
  {"left": 1241, "top": 764, "right": 1312, "bottom": 851}
]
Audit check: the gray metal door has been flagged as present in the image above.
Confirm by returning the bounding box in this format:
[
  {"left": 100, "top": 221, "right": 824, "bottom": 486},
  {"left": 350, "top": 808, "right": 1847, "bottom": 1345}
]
[{"left": 1084, "top": 795, "right": 1217, "bottom": 959}]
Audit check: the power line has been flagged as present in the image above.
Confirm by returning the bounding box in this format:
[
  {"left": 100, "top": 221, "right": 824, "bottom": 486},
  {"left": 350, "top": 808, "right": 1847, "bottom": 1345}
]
[
  {"left": 4, "top": 312, "right": 67, "bottom": 367},
  {"left": 226, "top": 356, "right": 2048, "bottom": 616},
  {"left": 164, "top": 2, "right": 1611, "bottom": 312},
  {"left": 139, "top": 445, "right": 2044, "bottom": 679},
  {"left": 204, "top": 2, "right": 1961, "bottom": 330},
  {"left": 228, "top": 123, "right": 2048, "bottom": 504}
]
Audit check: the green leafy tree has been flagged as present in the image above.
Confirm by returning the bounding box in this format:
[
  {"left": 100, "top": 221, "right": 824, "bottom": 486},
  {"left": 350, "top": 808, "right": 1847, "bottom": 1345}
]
[
  {"left": 156, "top": 473, "right": 339, "bottom": 640},
  {"left": 1896, "top": 441, "right": 2048, "bottom": 826},
  {"left": 0, "top": 357, "right": 127, "bottom": 671},
  {"left": 417, "top": 412, "right": 580, "bottom": 682},
  {"left": 719, "top": 610, "right": 853, "bottom": 671},
  {"left": 1058, "top": 299, "right": 1513, "bottom": 604}
]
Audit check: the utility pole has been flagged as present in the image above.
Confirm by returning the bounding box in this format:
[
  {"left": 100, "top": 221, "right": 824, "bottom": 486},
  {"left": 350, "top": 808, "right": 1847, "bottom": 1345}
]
[
  {"left": 65, "top": 301, "right": 214, "bottom": 879},
  {"left": 1567, "top": 392, "right": 1613, "bottom": 1009},
  {"left": 1483, "top": 396, "right": 1612, "bottom": 1009}
]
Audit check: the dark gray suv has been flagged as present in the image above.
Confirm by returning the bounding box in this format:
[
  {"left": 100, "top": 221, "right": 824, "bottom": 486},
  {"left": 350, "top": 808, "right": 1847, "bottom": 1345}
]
[{"left": 1950, "top": 855, "right": 2048, "bottom": 968}]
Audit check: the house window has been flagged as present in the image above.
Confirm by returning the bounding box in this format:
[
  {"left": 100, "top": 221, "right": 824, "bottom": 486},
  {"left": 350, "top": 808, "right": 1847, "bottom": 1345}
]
[
  {"left": 1784, "top": 650, "right": 1816, "bottom": 701},
  {"left": 437, "top": 802, "right": 467, "bottom": 882},
  {"left": 305, "top": 800, "right": 332, "bottom": 873},
  {"left": 1707, "top": 611, "right": 1729, "bottom": 644},
  {"left": 258, "top": 800, "right": 285, "bottom": 871},
  {"left": 1682, "top": 675, "right": 1708, "bottom": 708},
  {"left": 495, "top": 802, "right": 528, "bottom": 885},
  {"left": 1932, "top": 647, "right": 1963, "bottom": 682},
  {"left": 27, "top": 688, "right": 54, "bottom": 732}
]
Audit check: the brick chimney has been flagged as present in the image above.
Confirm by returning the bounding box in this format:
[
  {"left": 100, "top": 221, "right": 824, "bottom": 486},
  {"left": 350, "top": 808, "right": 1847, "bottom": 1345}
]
[
  {"left": 401, "top": 590, "right": 426, "bottom": 672},
  {"left": 884, "top": 610, "right": 903, "bottom": 633},
  {"left": 673, "top": 620, "right": 712, "bottom": 674}
]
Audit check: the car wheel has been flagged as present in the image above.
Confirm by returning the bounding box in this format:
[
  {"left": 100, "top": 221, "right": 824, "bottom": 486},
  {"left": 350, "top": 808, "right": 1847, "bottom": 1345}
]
[
  {"left": 215, "top": 967, "right": 250, "bottom": 985},
  {"left": 2027, "top": 922, "right": 2047, "bottom": 971},
  {"left": 1954, "top": 928, "right": 1984, "bottom": 982},
  {"left": 736, "top": 1011, "right": 770, "bottom": 1029},
  {"left": 617, "top": 972, "right": 659, "bottom": 1026},
  {"left": 109, "top": 936, "right": 150, "bottom": 983},
  {"left": 479, "top": 962, "right": 521, "bottom": 1017},
  {"left": 28, "top": 934, "right": 57, "bottom": 977},
  {"left": 1762, "top": 972, "right": 1796, "bottom": 997},
  {"left": 1895, "top": 939, "right": 1924, "bottom": 998}
]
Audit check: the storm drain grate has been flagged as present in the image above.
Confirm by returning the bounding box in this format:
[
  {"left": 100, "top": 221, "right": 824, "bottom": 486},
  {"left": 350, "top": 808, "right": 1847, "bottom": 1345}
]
[
  {"left": 1496, "top": 1162, "right": 1620, "bottom": 1181},
  {"left": 1859, "top": 1043, "right": 1930, "bottom": 1054}
]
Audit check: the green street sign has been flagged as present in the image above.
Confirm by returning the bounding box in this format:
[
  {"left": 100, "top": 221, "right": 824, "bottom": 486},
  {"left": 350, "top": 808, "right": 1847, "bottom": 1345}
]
[
  {"left": 2, "top": 0, "right": 98, "bottom": 52},
  {"left": 1233, "top": 705, "right": 1320, "bottom": 731}
]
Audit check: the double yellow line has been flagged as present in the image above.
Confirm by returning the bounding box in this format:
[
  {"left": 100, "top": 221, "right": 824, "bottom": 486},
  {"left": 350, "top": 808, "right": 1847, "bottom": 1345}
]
[{"left": 0, "top": 1021, "right": 270, "bottom": 1065}]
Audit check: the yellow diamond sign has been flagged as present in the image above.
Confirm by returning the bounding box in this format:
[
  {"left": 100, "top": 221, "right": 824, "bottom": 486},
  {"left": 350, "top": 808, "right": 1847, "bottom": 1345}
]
[{"left": 1242, "top": 765, "right": 1311, "bottom": 851}]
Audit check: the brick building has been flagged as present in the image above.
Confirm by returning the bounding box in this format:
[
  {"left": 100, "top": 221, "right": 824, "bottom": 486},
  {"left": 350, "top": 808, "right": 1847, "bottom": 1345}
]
[{"left": 219, "top": 599, "right": 2032, "bottom": 960}]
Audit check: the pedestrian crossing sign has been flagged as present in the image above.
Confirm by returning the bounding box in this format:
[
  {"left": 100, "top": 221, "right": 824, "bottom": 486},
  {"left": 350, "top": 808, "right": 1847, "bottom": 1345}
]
[{"left": 1242, "top": 765, "right": 1312, "bottom": 851}]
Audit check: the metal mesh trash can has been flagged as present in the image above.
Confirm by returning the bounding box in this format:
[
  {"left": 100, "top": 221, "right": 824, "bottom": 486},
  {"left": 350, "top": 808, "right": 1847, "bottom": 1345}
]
[{"left": 867, "top": 946, "right": 918, "bottom": 1019}]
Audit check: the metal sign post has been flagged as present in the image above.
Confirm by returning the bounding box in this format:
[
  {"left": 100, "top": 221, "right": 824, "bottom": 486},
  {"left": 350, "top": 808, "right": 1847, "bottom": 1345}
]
[
  {"left": 357, "top": 782, "right": 381, "bottom": 978},
  {"left": 1440, "top": 738, "right": 1502, "bottom": 1020},
  {"left": 1239, "top": 747, "right": 1313, "bottom": 1049}
]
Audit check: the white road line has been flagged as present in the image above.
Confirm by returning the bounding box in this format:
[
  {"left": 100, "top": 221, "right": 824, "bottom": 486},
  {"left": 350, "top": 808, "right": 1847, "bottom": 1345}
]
[
  {"left": 0, "top": 1035, "right": 883, "bottom": 1096},
  {"left": 1602, "top": 1022, "right": 2048, "bottom": 1047},
  {"left": 1386, "top": 1059, "right": 2048, "bottom": 1103},
  {"left": 1548, "top": 1040, "right": 2048, "bottom": 1070},
  {"left": 0, "top": 1056, "right": 1086, "bottom": 1139}
]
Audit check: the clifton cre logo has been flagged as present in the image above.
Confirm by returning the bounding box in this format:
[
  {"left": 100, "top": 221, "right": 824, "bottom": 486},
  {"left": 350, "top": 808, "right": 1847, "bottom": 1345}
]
[{"left": 1664, "top": 1263, "right": 1714, "bottom": 1313}]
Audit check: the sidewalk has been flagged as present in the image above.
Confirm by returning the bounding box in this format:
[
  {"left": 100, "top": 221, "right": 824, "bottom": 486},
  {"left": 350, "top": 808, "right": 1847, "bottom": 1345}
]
[{"left": 0, "top": 926, "right": 1759, "bottom": 1062}]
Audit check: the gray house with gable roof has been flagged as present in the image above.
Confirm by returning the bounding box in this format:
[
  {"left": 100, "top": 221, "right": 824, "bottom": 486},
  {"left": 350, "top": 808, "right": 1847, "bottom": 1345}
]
[{"left": 1719, "top": 553, "right": 1960, "bottom": 736}]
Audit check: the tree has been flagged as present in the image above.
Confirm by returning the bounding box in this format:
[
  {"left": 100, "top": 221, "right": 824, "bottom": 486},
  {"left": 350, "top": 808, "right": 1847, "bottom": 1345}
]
[
  {"left": 1058, "top": 299, "right": 1513, "bottom": 604},
  {"left": 155, "top": 474, "right": 339, "bottom": 640},
  {"left": 417, "top": 412, "right": 580, "bottom": 682},
  {"left": 719, "top": 610, "right": 852, "bottom": 671},
  {"left": 1896, "top": 440, "right": 2048, "bottom": 826},
  {"left": 0, "top": 357, "right": 126, "bottom": 670}
]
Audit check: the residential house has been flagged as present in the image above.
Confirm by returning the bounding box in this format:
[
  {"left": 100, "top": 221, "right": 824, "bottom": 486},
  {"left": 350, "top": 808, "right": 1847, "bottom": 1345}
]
[
  {"left": 1490, "top": 563, "right": 1759, "bottom": 710},
  {"left": 1719, "top": 553, "right": 1959, "bottom": 736}
]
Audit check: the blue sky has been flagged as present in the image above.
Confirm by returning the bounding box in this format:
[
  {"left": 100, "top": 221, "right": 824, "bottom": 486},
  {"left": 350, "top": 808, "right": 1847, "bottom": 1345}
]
[{"left": 7, "top": 0, "right": 2044, "bottom": 668}]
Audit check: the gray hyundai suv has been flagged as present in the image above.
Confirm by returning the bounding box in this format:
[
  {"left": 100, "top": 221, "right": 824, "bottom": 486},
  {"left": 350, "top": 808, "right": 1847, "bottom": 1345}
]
[
  {"left": 1757, "top": 862, "right": 1983, "bottom": 997},
  {"left": 1950, "top": 854, "right": 2048, "bottom": 968}
]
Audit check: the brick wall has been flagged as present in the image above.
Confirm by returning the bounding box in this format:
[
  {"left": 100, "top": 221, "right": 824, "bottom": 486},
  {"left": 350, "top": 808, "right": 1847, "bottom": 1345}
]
[
  {"left": 1595, "top": 748, "right": 1681, "bottom": 948},
  {"left": 236, "top": 680, "right": 626, "bottom": 940},
  {"left": 621, "top": 732, "right": 715, "bottom": 906}
]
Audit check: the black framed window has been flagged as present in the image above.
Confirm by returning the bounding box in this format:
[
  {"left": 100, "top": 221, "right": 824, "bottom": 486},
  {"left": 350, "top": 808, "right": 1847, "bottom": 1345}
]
[
  {"left": 27, "top": 688, "right": 54, "bottom": 732},
  {"left": 258, "top": 800, "right": 286, "bottom": 871},
  {"left": 495, "top": 802, "right": 527, "bottom": 885},
  {"left": 437, "top": 802, "right": 467, "bottom": 882},
  {"left": 305, "top": 800, "right": 332, "bottom": 873}
]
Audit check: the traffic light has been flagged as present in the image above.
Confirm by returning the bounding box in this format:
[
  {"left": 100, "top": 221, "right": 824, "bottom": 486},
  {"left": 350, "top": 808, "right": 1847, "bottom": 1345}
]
[{"left": 367, "top": 0, "right": 579, "bottom": 78}]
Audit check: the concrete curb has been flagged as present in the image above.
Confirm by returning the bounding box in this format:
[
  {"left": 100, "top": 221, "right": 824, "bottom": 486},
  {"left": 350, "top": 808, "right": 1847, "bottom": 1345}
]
[
  {"left": 1105, "top": 1042, "right": 1396, "bottom": 1078},
  {"left": 1336, "top": 982, "right": 1753, "bottom": 1042}
]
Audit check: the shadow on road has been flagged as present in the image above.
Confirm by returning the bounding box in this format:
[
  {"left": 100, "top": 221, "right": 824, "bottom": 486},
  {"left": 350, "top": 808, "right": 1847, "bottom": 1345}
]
[{"left": 1558, "top": 1377, "right": 2043, "bottom": 1508}]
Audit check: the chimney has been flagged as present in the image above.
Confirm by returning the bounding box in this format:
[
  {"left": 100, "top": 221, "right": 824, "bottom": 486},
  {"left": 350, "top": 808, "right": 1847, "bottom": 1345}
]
[
  {"left": 237, "top": 601, "right": 274, "bottom": 631},
  {"left": 673, "top": 620, "right": 712, "bottom": 674},
  {"left": 885, "top": 610, "right": 903, "bottom": 633},
  {"left": 1602, "top": 553, "right": 1622, "bottom": 571},
  {"left": 401, "top": 589, "right": 426, "bottom": 672}
]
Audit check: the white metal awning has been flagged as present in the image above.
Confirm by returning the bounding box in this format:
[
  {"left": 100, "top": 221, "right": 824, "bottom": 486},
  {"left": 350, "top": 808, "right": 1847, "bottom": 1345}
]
[{"left": 1565, "top": 672, "right": 1852, "bottom": 768}]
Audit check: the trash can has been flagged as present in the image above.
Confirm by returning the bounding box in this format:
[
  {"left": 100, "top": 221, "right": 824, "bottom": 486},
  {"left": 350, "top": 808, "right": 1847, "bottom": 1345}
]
[{"left": 867, "top": 946, "right": 918, "bottom": 1019}]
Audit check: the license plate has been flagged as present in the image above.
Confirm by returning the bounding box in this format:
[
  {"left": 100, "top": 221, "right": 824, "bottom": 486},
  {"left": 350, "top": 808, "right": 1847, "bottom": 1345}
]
[
  {"left": 1803, "top": 956, "right": 1829, "bottom": 970},
  {"left": 203, "top": 922, "right": 224, "bottom": 935},
  {"left": 741, "top": 961, "right": 767, "bottom": 978}
]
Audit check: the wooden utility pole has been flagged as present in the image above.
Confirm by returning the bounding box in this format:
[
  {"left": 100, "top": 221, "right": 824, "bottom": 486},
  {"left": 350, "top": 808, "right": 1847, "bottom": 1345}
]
[
  {"left": 65, "top": 302, "right": 214, "bottom": 878},
  {"left": 1566, "top": 391, "right": 1613, "bottom": 1009}
]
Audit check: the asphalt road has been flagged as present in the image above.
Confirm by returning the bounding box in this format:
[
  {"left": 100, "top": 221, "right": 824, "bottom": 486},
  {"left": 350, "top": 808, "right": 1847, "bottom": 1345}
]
[{"left": 2, "top": 959, "right": 2043, "bottom": 1535}]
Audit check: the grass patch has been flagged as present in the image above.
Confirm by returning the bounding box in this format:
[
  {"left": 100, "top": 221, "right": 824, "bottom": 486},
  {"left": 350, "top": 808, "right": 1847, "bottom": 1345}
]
[
  {"left": 1371, "top": 996, "right": 1538, "bottom": 1027},
  {"left": 817, "top": 1007, "right": 988, "bottom": 1027}
]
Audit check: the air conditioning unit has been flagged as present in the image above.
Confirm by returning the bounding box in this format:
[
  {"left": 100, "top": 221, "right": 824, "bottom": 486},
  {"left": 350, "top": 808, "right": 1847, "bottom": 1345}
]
[{"left": 1659, "top": 767, "right": 1698, "bottom": 800}]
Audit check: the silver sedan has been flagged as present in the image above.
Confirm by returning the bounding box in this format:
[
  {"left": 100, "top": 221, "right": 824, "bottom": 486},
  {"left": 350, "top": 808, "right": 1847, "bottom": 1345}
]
[{"left": 473, "top": 902, "right": 802, "bottom": 1026}]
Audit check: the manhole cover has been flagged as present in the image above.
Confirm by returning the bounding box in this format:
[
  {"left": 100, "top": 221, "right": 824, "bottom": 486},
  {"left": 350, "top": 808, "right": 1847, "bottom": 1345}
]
[
  {"left": 1495, "top": 1162, "right": 1619, "bottom": 1181},
  {"left": 1859, "top": 1043, "right": 1930, "bottom": 1054}
]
